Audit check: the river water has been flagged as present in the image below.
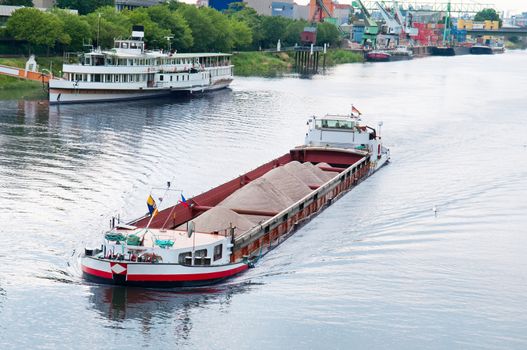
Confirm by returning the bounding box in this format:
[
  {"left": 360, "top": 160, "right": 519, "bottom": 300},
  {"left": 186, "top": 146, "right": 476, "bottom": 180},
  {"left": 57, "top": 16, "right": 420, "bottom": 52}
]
[{"left": 0, "top": 51, "right": 526, "bottom": 349}]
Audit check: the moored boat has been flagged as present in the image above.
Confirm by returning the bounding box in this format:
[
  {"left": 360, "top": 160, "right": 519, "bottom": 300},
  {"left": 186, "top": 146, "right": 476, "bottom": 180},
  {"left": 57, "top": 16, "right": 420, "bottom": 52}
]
[
  {"left": 366, "top": 50, "right": 391, "bottom": 62},
  {"left": 81, "top": 111, "right": 390, "bottom": 287},
  {"left": 49, "top": 26, "right": 233, "bottom": 104},
  {"left": 431, "top": 46, "right": 455, "bottom": 56},
  {"left": 387, "top": 45, "right": 414, "bottom": 61},
  {"left": 470, "top": 45, "right": 493, "bottom": 55}
]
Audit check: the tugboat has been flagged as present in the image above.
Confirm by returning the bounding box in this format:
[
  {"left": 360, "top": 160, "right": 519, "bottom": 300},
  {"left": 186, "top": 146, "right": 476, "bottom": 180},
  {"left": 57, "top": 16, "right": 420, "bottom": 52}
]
[{"left": 81, "top": 110, "right": 390, "bottom": 287}]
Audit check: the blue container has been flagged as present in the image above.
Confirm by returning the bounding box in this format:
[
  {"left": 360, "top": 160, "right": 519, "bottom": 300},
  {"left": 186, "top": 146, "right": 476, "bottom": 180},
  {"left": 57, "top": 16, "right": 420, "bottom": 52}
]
[{"left": 209, "top": 0, "right": 237, "bottom": 11}]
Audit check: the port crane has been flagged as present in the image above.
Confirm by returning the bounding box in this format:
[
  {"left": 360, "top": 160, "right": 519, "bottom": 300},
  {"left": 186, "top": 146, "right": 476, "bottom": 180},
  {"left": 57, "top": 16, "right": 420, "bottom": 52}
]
[
  {"left": 352, "top": 0, "right": 379, "bottom": 47},
  {"left": 310, "top": 0, "right": 334, "bottom": 23},
  {"left": 393, "top": 1, "right": 418, "bottom": 36}
]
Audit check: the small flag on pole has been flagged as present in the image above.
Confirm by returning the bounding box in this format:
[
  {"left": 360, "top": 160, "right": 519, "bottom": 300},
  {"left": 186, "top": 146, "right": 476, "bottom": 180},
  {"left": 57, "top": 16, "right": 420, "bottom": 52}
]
[
  {"left": 179, "top": 193, "right": 189, "bottom": 208},
  {"left": 147, "top": 195, "right": 158, "bottom": 217},
  {"left": 352, "top": 105, "right": 362, "bottom": 116}
]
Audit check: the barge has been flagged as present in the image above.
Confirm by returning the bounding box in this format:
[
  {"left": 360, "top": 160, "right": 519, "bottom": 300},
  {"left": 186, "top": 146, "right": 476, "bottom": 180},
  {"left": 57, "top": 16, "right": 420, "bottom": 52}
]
[{"left": 81, "top": 112, "right": 390, "bottom": 287}]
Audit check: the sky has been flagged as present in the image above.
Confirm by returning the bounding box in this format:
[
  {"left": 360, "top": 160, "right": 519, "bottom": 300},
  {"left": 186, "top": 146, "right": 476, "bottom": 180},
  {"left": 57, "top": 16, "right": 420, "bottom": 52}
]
[{"left": 180, "top": 0, "right": 526, "bottom": 15}]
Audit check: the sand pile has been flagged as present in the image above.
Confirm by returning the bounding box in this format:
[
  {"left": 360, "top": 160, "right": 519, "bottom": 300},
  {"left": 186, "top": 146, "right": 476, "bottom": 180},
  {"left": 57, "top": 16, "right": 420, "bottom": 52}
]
[
  {"left": 179, "top": 206, "right": 255, "bottom": 236},
  {"left": 305, "top": 162, "right": 336, "bottom": 182},
  {"left": 182, "top": 161, "right": 339, "bottom": 236},
  {"left": 261, "top": 166, "right": 312, "bottom": 201},
  {"left": 219, "top": 177, "right": 294, "bottom": 213}
]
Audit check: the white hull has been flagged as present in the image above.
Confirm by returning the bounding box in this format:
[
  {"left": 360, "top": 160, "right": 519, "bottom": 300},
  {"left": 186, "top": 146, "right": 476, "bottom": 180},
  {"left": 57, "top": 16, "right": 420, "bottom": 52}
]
[
  {"left": 49, "top": 89, "right": 173, "bottom": 104},
  {"left": 49, "top": 80, "right": 232, "bottom": 104},
  {"left": 81, "top": 256, "right": 248, "bottom": 287}
]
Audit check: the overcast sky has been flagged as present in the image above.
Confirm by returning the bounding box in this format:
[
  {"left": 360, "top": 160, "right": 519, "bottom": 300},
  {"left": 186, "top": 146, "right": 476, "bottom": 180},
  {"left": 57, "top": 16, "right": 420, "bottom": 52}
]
[{"left": 181, "top": 0, "right": 526, "bottom": 15}]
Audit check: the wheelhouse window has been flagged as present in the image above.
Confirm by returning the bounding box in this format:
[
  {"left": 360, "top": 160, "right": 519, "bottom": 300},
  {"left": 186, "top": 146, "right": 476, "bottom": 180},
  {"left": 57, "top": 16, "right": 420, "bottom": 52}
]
[
  {"left": 315, "top": 119, "right": 355, "bottom": 129},
  {"left": 213, "top": 244, "right": 222, "bottom": 261}
]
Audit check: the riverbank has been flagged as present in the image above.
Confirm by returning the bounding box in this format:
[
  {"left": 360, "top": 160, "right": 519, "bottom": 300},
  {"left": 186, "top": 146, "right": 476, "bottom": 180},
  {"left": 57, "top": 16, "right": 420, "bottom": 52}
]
[
  {"left": 232, "top": 49, "right": 363, "bottom": 77},
  {"left": 0, "top": 57, "right": 62, "bottom": 90}
]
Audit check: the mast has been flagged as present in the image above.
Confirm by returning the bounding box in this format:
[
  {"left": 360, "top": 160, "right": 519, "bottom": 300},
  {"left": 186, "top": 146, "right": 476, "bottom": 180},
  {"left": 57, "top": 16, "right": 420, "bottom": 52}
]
[{"left": 442, "top": 1, "right": 451, "bottom": 45}]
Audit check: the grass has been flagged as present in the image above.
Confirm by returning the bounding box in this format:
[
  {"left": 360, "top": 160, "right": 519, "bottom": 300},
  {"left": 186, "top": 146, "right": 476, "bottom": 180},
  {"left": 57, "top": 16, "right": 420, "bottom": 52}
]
[
  {"left": 232, "top": 49, "right": 363, "bottom": 77},
  {"left": 325, "top": 49, "right": 364, "bottom": 65},
  {"left": 232, "top": 51, "right": 294, "bottom": 77}
]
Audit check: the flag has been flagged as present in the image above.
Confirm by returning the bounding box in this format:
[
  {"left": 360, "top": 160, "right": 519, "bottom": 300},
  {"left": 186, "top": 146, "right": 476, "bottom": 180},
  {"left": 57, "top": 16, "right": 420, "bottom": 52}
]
[
  {"left": 179, "top": 193, "right": 189, "bottom": 208},
  {"left": 147, "top": 195, "right": 158, "bottom": 217},
  {"left": 352, "top": 106, "right": 362, "bottom": 116}
]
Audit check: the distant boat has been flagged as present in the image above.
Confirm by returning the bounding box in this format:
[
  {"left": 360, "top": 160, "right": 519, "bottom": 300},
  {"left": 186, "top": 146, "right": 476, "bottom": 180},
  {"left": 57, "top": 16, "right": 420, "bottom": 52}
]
[
  {"left": 388, "top": 45, "right": 414, "bottom": 61},
  {"left": 470, "top": 45, "right": 493, "bottom": 55},
  {"left": 431, "top": 46, "right": 455, "bottom": 56},
  {"left": 366, "top": 50, "right": 391, "bottom": 62},
  {"left": 491, "top": 46, "right": 505, "bottom": 54}
]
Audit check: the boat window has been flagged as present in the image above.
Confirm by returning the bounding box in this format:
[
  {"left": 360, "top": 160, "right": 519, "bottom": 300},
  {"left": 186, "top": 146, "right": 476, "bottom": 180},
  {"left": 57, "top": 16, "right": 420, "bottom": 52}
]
[
  {"left": 316, "top": 119, "right": 354, "bottom": 129},
  {"left": 213, "top": 244, "right": 222, "bottom": 261},
  {"left": 194, "top": 249, "right": 208, "bottom": 266},
  {"left": 178, "top": 252, "right": 191, "bottom": 265},
  {"left": 159, "top": 75, "right": 164, "bottom": 81}
]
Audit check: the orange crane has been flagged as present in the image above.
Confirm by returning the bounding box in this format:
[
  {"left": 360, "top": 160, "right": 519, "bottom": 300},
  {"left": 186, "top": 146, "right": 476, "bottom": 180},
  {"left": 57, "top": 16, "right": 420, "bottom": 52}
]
[{"left": 309, "top": 0, "right": 334, "bottom": 23}]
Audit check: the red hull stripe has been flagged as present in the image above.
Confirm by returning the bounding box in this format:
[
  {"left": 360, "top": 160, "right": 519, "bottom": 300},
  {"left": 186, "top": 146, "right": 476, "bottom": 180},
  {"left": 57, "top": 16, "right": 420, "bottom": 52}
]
[
  {"left": 126, "top": 264, "right": 248, "bottom": 282},
  {"left": 82, "top": 265, "right": 113, "bottom": 280}
]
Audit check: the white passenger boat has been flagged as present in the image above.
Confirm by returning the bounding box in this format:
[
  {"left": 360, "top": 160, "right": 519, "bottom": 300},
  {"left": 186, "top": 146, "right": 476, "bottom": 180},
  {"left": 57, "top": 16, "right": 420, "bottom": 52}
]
[
  {"left": 81, "top": 110, "right": 389, "bottom": 287},
  {"left": 49, "top": 26, "right": 233, "bottom": 104}
]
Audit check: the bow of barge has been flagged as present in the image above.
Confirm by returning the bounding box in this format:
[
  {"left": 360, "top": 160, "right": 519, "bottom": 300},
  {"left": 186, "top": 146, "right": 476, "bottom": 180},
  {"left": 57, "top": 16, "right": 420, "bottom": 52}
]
[{"left": 81, "top": 112, "right": 389, "bottom": 287}]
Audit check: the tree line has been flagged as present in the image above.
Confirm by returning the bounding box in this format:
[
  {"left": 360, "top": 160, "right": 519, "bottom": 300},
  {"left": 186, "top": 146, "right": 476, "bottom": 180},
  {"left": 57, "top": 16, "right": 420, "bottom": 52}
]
[{"left": 1, "top": 2, "right": 340, "bottom": 55}]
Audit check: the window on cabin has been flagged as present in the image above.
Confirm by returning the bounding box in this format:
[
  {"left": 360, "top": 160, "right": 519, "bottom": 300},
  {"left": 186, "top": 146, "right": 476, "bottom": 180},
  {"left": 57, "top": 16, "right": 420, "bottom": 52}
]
[
  {"left": 316, "top": 119, "right": 354, "bottom": 129},
  {"left": 178, "top": 252, "right": 191, "bottom": 265},
  {"left": 213, "top": 244, "right": 223, "bottom": 261},
  {"left": 194, "top": 249, "right": 208, "bottom": 265},
  {"left": 159, "top": 75, "right": 164, "bottom": 81}
]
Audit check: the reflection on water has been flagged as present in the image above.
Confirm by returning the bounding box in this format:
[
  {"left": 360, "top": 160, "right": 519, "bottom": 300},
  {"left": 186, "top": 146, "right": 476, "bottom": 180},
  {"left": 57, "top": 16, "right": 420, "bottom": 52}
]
[{"left": 1, "top": 52, "right": 527, "bottom": 349}]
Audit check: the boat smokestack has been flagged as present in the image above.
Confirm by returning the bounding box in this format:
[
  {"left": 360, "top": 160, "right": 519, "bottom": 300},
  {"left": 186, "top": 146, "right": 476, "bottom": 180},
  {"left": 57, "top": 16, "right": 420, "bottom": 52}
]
[{"left": 131, "top": 25, "right": 145, "bottom": 41}]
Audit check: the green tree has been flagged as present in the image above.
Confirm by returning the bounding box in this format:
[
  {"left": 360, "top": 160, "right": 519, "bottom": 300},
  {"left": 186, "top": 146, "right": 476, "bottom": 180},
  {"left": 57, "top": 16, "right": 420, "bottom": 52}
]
[
  {"left": 177, "top": 5, "right": 217, "bottom": 52},
  {"left": 283, "top": 20, "right": 308, "bottom": 47},
  {"left": 56, "top": 0, "right": 114, "bottom": 16},
  {"left": 6, "top": 8, "right": 70, "bottom": 54},
  {"left": 85, "top": 6, "right": 129, "bottom": 48},
  {"left": 229, "top": 19, "right": 252, "bottom": 50},
  {"left": 146, "top": 5, "right": 193, "bottom": 51},
  {"left": 474, "top": 8, "right": 501, "bottom": 27},
  {"left": 226, "top": 3, "right": 263, "bottom": 49},
  {"left": 316, "top": 22, "right": 340, "bottom": 46},
  {"left": 123, "top": 7, "right": 171, "bottom": 49},
  {"left": 201, "top": 6, "right": 235, "bottom": 51},
  {"left": 260, "top": 16, "right": 289, "bottom": 49},
  {"left": 52, "top": 9, "right": 92, "bottom": 51},
  {"left": 0, "top": 0, "right": 33, "bottom": 6}
]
